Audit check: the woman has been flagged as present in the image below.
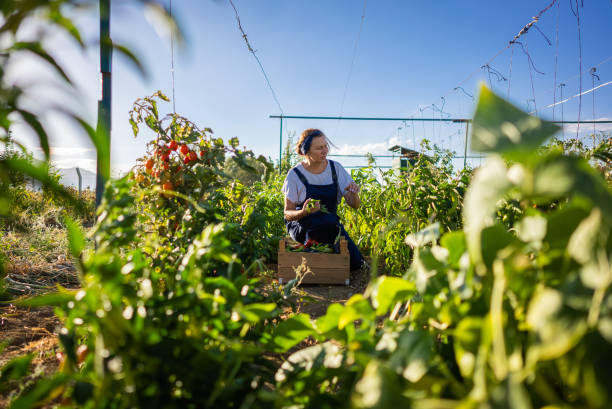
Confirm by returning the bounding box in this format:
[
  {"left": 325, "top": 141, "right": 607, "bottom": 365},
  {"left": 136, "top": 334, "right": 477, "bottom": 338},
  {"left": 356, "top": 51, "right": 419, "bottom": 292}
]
[{"left": 282, "top": 128, "right": 365, "bottom": 271}]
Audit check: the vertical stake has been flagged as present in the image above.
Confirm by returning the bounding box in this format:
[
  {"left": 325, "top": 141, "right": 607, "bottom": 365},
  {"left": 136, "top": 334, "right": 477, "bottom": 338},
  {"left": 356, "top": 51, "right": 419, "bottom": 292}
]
[
  {"left": 463, "top": 121, "right": 469, "bottom": 169},
  {"left": 279, "top": 115, "right": 283, "bottom": 168},
  {"left": 76, "top": 167, "right": 82, "bottom": 198},
  {"left": 96, "top": 0, "right": 111, "bottom": 208}
]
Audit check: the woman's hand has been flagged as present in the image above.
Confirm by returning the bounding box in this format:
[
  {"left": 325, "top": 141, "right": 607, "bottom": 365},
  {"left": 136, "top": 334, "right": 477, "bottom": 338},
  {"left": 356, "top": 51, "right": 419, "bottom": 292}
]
[
  {"left": 344, "top": 182, "right": 360, "bottom": 195},
  {"left": 343, "top": 182, "right": 361, "bottom": 209},
  {"left": 302, "top": 198, "right": 321, "bottom": 215}
]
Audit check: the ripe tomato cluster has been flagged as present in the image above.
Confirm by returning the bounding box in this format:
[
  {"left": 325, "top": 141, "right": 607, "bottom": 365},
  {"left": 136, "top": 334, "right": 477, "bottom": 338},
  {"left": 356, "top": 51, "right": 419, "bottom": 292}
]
[{"left": 135, "top": 138, "right": 214, "bottom": 199}]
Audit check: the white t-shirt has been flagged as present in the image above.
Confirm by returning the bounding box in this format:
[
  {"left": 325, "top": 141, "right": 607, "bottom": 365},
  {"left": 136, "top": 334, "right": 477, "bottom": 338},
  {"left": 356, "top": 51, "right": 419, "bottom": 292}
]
[{"left": 282, "top": 160, "right": 354, "bottom": 205}]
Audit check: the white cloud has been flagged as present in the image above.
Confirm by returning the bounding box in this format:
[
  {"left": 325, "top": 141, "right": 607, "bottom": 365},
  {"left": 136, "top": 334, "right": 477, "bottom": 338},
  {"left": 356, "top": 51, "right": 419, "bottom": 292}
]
[
  {"left": 52, "top": 158, "right": 96, "bottom": 173},
  {"left": 333, "top": 135, "right": 406, "bottom": 155},
  {"left": 48, "top": 146, "right": 95, "bottom": 157},
  {"left": 32, "top": 146, "right": 97, "bottom": 172},
  {"left": 559, "top": 117, "right": 612, "bottom": 134}
]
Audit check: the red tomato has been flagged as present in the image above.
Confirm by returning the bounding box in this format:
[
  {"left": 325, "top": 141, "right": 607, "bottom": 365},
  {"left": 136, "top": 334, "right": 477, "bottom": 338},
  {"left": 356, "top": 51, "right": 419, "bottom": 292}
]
[
  {"left": 76, "top": 345, "right": 89, "bottom": 364},
  {"left": 168, "top": 140, "right": 178, "bottom": 151},
  {"left": 180, "top": 145, "right": 189, "bottom": 155},
  {"left": 145, "top": 159, "right": 154, "bottom": 170},
  {"left": 189, "top": 151, "right": 197, "bottom": 162},
  {"left": 183, "top": 157, "right": 190, "bottom": 165},
  {"left": 199, "top": 150, "right": 206, "bottom": 158}
]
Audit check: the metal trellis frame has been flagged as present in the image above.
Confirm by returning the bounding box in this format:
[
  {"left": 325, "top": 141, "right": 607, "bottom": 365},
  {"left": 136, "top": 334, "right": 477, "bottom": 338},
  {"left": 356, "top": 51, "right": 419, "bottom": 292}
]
[{"left": 270, "top": 114, "right": 612, "bottom": 169}]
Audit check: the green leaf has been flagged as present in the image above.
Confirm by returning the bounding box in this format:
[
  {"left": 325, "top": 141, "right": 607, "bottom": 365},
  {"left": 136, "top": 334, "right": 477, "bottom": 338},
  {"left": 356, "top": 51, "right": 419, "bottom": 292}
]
[
  {"left": 270, "top": 313, "right": 315, "bottom": 352},
  {"left": 129, "top": 118, "right": 139, "bottom": 137},
  {"left": 144, "top": 2, "right": 185, "bottom": 46},
  {"left": 315, "top": 303, "right": 343, "bottom": 333},
  {"left": 371, "top": 276, "right": 416, "bottom": 316},
  {"left": 453, "top": 317, "right": 483, "bottom": 378},
  {"left": 598, "top": 318, "right": 612, "bottom": 343},
  {"left": 480, "top": 224, "right": 516, "bottom": 269},
  {"left": 65, "top": 217, "right": 85, "bottom": 257},
  {"left": 150, "top": 100, "right": 158, "bottom": 119},
  {"left": 0, "top": 354, "right": 33, "bottom": 386},
  {"left": 411, "top": 248, "right": 446, "bottom": 293},
  {"left": 111, "top": 41, "right": 148, "bottom": 79},
  {"left": 533, "top": 155, "right": 612, "bottom": 216},
  {"left": 526, "top": 287, "right": 587, "bottom": 361},
  {"left": 16, "top": 290, "right": 74, "bottom": 308},
  {"left": 440, "top": 231, "right": 467, "bottom": 268},
  {"left": 516, "top": 215, "right": 547, "bottom": 244},
  {"left": 338, "top": 295, "right": 375, "bottom": 329},
  {"left": 471, "top": 85, "right": 559, "bottom": 156},
  {"left": 145, "top": 115, "right": 159, "bottom": 133},
  {"left": 491, "top": 375, "right": 533, "bottom": 409},
  {"left": 544, "top": 204, "right": 590, "bottom": 250},
  {"left": 17, "top": 110, "right": 49, "bottom": 160},
  {"left": 405, "top": 223, "right": 440, "bottom": 248},
  {"left": 238, "top": 302, "right": 277, "bottom": 324},
  {"left": 568, "top": 208, "right": 602, "bottom": 265},
  {"left": 8, "top": 374, "right": 70, "bottom": 409},
  {"left": 48, "top": 9, "right": 84, "bottom": 48},
  {"left": 275, "top": 342, "right": 344, "bottom": 383},
  {"left": 388, "top": 330, "right": 433, "bottom": 383},
  {"left": 71, "top": 115, "right": 110, "bottom": 181},
  {"left": 11, "top": 42, "right": 72, "bottom": 84},
  {"left": 464, "top": 156, "right": 511, "bottom": 264},
  {"left": 351, "top": 360, "right": 411, "bottom": 409}
]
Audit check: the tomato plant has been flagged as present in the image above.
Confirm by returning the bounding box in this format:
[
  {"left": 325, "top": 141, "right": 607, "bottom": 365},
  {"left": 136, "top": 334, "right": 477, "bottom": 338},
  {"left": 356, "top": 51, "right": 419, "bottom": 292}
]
[{"left": 339, "top": 143, "right": 469, "bottom": 276}]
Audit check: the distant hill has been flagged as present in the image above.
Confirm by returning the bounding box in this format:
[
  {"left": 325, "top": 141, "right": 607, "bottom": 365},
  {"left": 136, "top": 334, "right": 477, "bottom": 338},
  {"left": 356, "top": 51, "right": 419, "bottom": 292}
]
[{"left": 57, "top": 167, "right": 97, "bottom": 190}]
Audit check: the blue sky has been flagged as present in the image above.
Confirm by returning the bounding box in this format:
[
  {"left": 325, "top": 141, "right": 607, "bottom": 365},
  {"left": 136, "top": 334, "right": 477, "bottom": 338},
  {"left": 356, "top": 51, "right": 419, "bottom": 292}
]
[{"left": 9, "top": 0, "right": 612, "bottom": 174}]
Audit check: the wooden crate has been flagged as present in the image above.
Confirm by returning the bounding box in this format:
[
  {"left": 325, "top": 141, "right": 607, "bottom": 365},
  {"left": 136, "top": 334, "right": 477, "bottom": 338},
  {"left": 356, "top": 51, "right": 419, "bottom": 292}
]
[{"left": 278, "top": 238, "right": 350, "bottom": 285}]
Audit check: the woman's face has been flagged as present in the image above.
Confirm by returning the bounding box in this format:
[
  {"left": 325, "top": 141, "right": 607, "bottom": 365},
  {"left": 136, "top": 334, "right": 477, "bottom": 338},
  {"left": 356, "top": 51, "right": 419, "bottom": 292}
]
[{"left": 307, "top": 136, "right": 329, "bottom": 162}]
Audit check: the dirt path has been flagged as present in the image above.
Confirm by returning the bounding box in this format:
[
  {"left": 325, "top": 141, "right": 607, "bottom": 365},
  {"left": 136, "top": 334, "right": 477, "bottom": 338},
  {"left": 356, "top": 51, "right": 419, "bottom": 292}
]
[{"left": 293, "top": 266, "right": 371, "bottom": 318}]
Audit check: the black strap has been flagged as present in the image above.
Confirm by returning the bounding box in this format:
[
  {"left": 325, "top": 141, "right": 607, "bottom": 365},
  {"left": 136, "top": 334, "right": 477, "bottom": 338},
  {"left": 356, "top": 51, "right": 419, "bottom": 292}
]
[
  {"left": 292, "top": 160, "right": 338, "bottom": 187},
  {"left": 329, "top": 160, "right": 338, "bottom": 186},
  {"left": 292, "top": 167, "right": 309, "bottom": 186}
]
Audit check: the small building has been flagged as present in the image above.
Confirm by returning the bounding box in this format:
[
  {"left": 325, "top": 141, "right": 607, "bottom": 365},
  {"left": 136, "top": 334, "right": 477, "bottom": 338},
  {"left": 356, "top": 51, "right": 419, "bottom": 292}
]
[{"left": 388, "top": 145, "right": 423, "bottom": 175}]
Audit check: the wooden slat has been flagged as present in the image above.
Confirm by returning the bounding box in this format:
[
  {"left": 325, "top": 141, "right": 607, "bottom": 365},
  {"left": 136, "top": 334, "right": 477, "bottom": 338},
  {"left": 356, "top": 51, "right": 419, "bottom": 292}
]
[
  {"left": 278, "top": 253, "right": 349, "bottom": 269},
  {"left": 277, "top": 237, "right": 350, "bottom": 285},
  {"left": 278, "top": 268, "right": 348, "bottom": 284}
]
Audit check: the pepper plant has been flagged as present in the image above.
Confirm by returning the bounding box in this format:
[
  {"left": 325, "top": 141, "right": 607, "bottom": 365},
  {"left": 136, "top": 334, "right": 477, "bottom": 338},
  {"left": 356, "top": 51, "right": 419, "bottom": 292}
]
[{"left": 270, "top": 85, "right": 612, "bottom": 408}]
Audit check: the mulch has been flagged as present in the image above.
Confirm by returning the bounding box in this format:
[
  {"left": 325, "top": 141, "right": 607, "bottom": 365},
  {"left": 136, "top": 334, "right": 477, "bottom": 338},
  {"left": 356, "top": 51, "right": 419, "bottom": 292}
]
[{"left": 4, "top": 260, "right": 80, "bottom": 298}]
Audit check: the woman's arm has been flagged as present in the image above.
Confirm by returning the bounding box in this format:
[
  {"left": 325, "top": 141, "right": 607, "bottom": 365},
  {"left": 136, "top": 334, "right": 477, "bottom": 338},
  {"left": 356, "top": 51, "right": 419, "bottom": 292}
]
[
  {"left": 343, "top": 182, "right": 361, "bottom": 209},
  {"left": 284, "top": 197, "right": 320, "bottom": 221}
]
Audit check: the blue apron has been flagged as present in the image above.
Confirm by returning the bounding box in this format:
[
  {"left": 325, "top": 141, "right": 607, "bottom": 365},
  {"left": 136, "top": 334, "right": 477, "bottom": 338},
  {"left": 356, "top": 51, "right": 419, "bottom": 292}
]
[{"left": 285, "top": 160, "right": 364, "bottom": 270}]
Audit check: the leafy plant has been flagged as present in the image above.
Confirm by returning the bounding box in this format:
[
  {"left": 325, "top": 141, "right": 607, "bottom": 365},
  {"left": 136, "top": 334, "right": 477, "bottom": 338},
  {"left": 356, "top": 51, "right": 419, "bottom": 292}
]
[
  {"left": 270, "top": 85, "right": 612, "bottom": 408},
  {"left": 339, "top": 143, "right": 469, "bottom": 276}
]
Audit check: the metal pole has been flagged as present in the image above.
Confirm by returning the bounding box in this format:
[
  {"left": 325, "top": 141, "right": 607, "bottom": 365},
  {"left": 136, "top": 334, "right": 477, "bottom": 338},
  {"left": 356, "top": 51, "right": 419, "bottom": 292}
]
[
  {"left": 270, "top": 115, "right": 470, "bottom": 122},
  {"left": 278, "top": 115, "right": 283, "bottom": 167},
  {"left": 96, "top": 0, "right": 111, "bottom": 208},
  {"left": 463, "top": 121, "right": 469, "bottom": 169},
  {"left": 76, "top": 167, "right": 82, "bottom": 198},
  {"left": 269, "top": 114, "right": 612, "bottom": 125}
]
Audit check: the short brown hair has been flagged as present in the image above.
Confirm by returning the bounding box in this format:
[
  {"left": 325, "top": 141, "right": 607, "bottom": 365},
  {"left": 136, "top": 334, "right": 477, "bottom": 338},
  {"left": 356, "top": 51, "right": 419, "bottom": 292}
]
[{"left": 296, "top": 128, "right": 326, "bottom": 155}]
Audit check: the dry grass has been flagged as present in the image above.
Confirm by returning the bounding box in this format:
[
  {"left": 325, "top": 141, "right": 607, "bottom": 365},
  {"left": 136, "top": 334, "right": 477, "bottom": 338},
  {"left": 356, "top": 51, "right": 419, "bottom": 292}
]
[
  {"left": 0, "top": 196, "right": 88, "bottom": 405},
  {"left": 0, "top": 304, "right": 61, "bottom": 407}
]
